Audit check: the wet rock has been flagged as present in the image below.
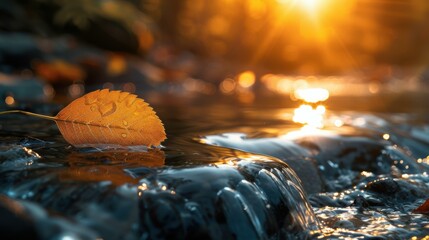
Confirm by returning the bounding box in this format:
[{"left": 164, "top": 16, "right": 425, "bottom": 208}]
[
  {"left": 351, "top": 195, "right": 370, "bottom": 208},
  {"left": 200, "top": 134, "right": 323, "bottom": 194},
  {"left": 0, "top": 170, "right": 138, "bottom": 240},
  {"left": 0, "top": 74, "right": 46, "bottom": 102},
  {"left": 0, "top": 33, "right": 42, "bottom": 69},
  {"left": 63, "top": 17, "right": 140, "bottom": 53},
  {"left": 2, "top": 103, "right": 429, "bottom": 239},
  {"left": 293, "top": 135, "right": 424, "bottom": 191},
  {"left": 363, "top": 175, "right": 429, "bottom": 204},
  {"left": 136, "top": 156, "right": 319, "bottom": 240},
  {"left": 200, "top": 132, "right": 426, "bottom": 193},
  {"left": 0, "top": 145, "right": 40, "bottom": 171},
  {"left": 0, "top": 144, "right": 321, "bottom": 240},
  {"left": 0, "top": 194, "right": 98, "bottom": 240},
  {"left": 0, "top": 195, "right": 40, "bottom": 240},
  {"left": 309, "top": 194, "right": 344, "bottom": 207},
  {"left": 365, "top": 178, "right": 399, "bottom": 195},
  {"left": 332, "top": 219, "right": 356, "bottom": 229}
]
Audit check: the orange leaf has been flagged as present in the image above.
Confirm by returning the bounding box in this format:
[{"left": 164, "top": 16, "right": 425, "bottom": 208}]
[
  {"left": 55, "top": 89, "right": 166, "bottom": 147},
  {"left": 413, "top": 198, "right": 429, "bottom": 214}
]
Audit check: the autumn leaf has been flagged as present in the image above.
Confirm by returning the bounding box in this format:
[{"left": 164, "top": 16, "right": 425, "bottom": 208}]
[
  {"left": 0, "top": 89, "right": 166, "bottom": 148},
  {"left": 413, "top": 198, "right": 429, "bottom": 214}
]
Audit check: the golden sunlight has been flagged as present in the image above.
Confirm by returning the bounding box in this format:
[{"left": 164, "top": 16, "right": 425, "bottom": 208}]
[
  {"left": 277, "top": 0, "right": 323, "bottom": 14},
  {"left": 293, "top": 87, "right": 329, "bottom": 103},
  {"left": 293, "top": 104, "right": 326, "bottom": 128},
  {"left": 301, "top": 0, "right": 320, "bottom": 12},
  {"left": 291, "top": 87, "right": 330, "bottom": 128},
  {"left": 237, "top": 71, "right": 256, "bottom": 88}
]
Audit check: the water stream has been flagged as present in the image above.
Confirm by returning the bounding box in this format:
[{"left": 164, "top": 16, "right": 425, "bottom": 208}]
[{"left": 0, "top": 94, "right": 428, "bottom": 239}]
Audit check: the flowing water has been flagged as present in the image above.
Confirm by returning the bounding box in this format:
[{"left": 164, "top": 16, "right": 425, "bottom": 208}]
[{"left": 0, "top": 93, "right": 428, "bottom": 239}]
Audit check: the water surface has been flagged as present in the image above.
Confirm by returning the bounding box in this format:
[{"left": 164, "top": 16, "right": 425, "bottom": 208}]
[{"left": 0, "top": 93, "right": 428, "bottom": 239}]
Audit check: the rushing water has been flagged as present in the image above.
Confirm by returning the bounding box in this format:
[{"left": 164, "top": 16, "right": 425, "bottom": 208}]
[{"left": 0, "top": 93, "right": 428, "bottom": 239}]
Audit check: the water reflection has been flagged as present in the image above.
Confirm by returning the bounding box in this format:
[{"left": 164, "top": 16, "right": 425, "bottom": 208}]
[
  {"left": 59, "top": 149, "right": 165, "bottom": 186},
  {"left": 59, "top": 165, "right": 140, "bottom": 185},
  {"left": 293, "top": 88, "right": 329, "bottom": 103},
  {"left": 291, "top": 87, "right": 329, "bottom": 129},
  {"left": 66, "top": 149, "right": 165, "bottom": 167},
  {"left": 293, "top": 104, "right": 326, "bottom": 128},
  {"left": 0, "top": 93, "right": 428, "bottom": 239}
]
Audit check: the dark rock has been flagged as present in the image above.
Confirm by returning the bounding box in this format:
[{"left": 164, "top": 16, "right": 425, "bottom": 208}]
[
  {"left": 200, "top": 134, "right": 323, "bottom": 194},
  {"left": 0, "top": 195, "right": 40, "bottom": 240},
  {"left": 309, "top": 194, "right": 343, "bottom": 207},
  {"left": 0, "top": 145, "right": 40, "bottom": 171},
  {"left": 365, "top": 178, "right": 399, "bottom": 195},
  {"left": 63, "top": 17, "right": 140, "bottom": 54},
  {"left": 136, "top": 156, "right": 319, "bottom": 239},
  {"left": 351, "top": 195, "right": 370, "bottom": 210}
]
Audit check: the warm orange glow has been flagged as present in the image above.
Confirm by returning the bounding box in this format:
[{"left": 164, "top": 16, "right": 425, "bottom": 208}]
[
  {"left": 277, "top": 0, "right": 323, "bottom": 14},
  {"left": 301, "top": 0, "right": 320, "bottom": 13},
  {"left": 293, "top": 104, "right": 326, "bottom": 128},
  {"left": 107, "top": 54, "right": 127, "bottom": 76},
  {"left": 33, "top": 60, "right": 85, "bottom": 84},
  {"left": 220, "top": 78, "right": 236, "bottom": 94},
  {"left": 237, "top": 91, "right": 255, "bottom": 104},
  {"left": 5, "top": 96, "right": 15, "bottom": 106},
  {"left": 293, "top": 87, "right": 329, "bottom": 103},
  {"left": 237, "top": 71, "right": 256, "bottom": 88}
]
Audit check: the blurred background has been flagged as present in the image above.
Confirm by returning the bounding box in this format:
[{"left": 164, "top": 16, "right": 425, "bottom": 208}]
[{"left": 0, "top": 0, "right": 428, "bottom": 110}]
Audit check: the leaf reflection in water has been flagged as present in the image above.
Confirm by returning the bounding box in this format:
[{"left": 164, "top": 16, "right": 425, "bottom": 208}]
[{"left": 59, "top": 149, "right": 165, "bottom": 186}]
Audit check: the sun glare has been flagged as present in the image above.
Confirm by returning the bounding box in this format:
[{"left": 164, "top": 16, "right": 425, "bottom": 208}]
[
  {"left": 293, "top": 87, "right": 330, "bottom": 103},
  {"left": 277, "top": 0, "right": 322, "bottom": 14},
  {"left": 301, "top": 0, "right": 319, "bottom": 12},
  {"left": 238, "top": 71, "right": 256, "bottom": 88},
  {"left": 291, "top": 87, "right": 330, "bottom": 129},
  {"left": 293, "top": 104, "right": 326, "bottom": 128}
]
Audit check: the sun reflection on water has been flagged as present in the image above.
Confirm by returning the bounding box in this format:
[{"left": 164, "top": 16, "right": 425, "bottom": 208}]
[
  {"left": 292, "top": 87, "right": 329, "bottom": 129},
  {"left": 293, "top": 88, "right": 329, "bottom": 103},
  {"left": 293, "top": 104, "right": 326, "bottom": 128}
]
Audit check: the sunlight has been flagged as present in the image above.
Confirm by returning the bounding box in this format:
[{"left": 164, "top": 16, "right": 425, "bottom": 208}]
[
  {"left": 301, "top": 0, "right": 319, "bottom": 13},
  {"left": 291, "top": 87, "right": 330, "bottom": 129},
  {"left": 293, "top": 87, "right": 329, "bottom": 103},
  {"left": 219, "top": 78, "right": 236, "bottom": 94},
  {"left": 277, "top": 0, "right": 323, "bottom": 14},
  {"left": 293, "top": 104, "right": 326, "bottom": 128},
  {"left": 237, "top": 71, "right": 256, "bottom": 88}
]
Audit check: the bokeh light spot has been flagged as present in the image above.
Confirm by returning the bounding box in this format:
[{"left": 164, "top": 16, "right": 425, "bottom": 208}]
[{"left": 238, "top": 71, "right": 256, "bottom": 88}]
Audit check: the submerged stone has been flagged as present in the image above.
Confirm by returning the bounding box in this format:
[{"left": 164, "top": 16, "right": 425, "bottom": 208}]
[
  {"left": 0, "top": 142, "right": 319, "bottom": 240},
  {"left": 134, "top": 155, "right": 319, "bottom": 240},
  {"left": 0, "top": 145, "right": 40, "bottom": 171},
  {"left": 200, "top": 134, "right": 323, "bottom": 194},
  {"left": 201, "top": 132, "right": 428, "bottom": 193},
  {"left": 0, "top": 195, "right": 40, "bottom": 240}
]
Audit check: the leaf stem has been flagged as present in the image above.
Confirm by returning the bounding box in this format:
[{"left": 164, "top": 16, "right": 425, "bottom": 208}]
[{"left": 0, "top": 110, "right": 56, "bottom": 121}]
